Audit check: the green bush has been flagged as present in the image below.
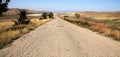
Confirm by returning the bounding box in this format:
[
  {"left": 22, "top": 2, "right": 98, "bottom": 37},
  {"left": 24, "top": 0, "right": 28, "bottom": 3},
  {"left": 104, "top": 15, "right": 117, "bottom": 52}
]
[
  {"left": 48, "top": 12, "right": 54, "bottom": 18},
  {"left": 80, "top": 21, "right": 90, "bottom": 27},
  {"left": 14, "top": 9, "right": 30, "bottom": 25},
  {"left": 75, "top": 13, "right": 80, "bottom": 19},
  {"left": 41, "top": 12, "right": 48, "bottom": 19},
  {"left": 109, "top": 25, "right": 120, "bottom": 31}
]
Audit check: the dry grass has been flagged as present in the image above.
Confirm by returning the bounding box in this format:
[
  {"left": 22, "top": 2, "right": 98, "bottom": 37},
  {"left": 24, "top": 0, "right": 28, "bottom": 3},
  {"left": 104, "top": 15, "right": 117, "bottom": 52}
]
[
  {"left": 79, "top": 12, "right": 120, "bottom": 20},
  {"left": 61, "top": 12, "right": 120, "bottom": 41},
  {"left": 65, "top": 12, "right": 120, "bottom": 20},
  {"left": 88, "top": 22, "right": 120, "bottom": 39},
  {"left": 64, "top": 19, "right": 120, "bottom": 41},
  {"left": 0, "top": 19, "right": 51, "bottom": 49},
  {"left": 0, "top": 30, "right": 20, "bottom": 48},
  {"left": 0, "top": 22, "right": 14, "bottom": 32}
]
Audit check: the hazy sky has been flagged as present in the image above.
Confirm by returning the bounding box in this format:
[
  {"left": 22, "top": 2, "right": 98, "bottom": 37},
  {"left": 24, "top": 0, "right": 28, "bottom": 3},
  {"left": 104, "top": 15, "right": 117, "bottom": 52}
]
[{"left": 9, "top": 0, "right": 120, "bottom": 12}]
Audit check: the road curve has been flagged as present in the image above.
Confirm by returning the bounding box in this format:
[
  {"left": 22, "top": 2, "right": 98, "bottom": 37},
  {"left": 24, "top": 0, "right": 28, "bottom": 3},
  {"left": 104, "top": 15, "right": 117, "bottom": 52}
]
[{"left": 0, "top": 18, "right": 120, "bottom": 57}]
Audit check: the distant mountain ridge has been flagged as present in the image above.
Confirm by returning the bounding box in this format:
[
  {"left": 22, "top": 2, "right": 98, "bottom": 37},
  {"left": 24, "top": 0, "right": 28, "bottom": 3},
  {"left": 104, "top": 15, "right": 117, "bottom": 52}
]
[{"left": 3, "top": 8, "right": 42, "bottom": 15}]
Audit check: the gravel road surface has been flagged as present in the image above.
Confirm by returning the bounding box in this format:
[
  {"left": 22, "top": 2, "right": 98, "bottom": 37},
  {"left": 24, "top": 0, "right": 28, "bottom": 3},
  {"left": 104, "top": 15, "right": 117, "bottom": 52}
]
[{"left": 0, "top": 18, "right": 120, "bottom": 57}]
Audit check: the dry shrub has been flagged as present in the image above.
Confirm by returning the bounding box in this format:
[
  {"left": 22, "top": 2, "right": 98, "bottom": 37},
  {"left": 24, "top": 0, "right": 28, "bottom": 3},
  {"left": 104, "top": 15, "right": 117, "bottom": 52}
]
[
  {"left": 0, "top": 22, "right": 14, "bottom": 31},
  {"left": 21, "top": 28, "right": 29, "bottom": 33},
  {"left": 110, "top": 31, "right": 120, "bottom": 40},
  {"left": 65, "top": 19, "right": 120, "bottom": 41},
  {"left": 102, "top": 29, "right": 112, "bottom": 36},
  {"left": 0, "top": 18, "right": 51, "bottom": 49},
  {"left": 0, "top": 30, "right": 20, "bottom": 48},
  {"left": 88, "top": 21, "right": 120, "bottom": 40}
]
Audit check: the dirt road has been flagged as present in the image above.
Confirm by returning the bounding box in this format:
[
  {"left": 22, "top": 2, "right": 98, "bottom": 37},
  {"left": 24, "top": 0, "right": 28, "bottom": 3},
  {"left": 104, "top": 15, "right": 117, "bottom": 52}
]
[{"left": 0, "top": 18, "right": 120, "bottom": 57}]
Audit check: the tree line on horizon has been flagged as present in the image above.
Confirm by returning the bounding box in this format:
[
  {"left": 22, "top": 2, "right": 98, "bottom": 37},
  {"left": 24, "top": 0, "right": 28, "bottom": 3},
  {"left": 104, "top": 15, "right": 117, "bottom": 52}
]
[
  {"left": 40, "top": 12, "right": 54, "bottom": 19},
  {"left": 14, "top": 9, "right": 54, "bottom": 25}
]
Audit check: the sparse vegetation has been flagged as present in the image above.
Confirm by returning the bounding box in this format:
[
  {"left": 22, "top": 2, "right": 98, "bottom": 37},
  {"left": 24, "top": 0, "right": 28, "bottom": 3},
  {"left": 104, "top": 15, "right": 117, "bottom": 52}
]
[
  {"left": 0, "top": 19, "right": 51, "bottom": 49},
  {"left": 14, "top": 9, "right": 30, "bottom": 25},
  {"left": 80, "top": 21, "right": 90, "bottom": 27},
  {"left": 60, "top": 12, "right": 120, "bottom": 41},
  {"left": 48, "top": 12, "right": 54, "bottom": 18},
  {"left": 0, "top": 8, "right": 53, "bottom": 48},
  {"left": 64, "top": 18, "right": 120, "bottom": 41},
  {"left": 75, "top": 13, "right": 80, "bottom": 19},
  {"left": 76, "top": 12, "right": 120, "bottom": 20},
  {"left": 41, "top": 12, "right": 54, "bottom": 19},
  {"left": 64, "top": 15, "right": 69, "bottom": 19},
  {"left": 109, "top": 25, "right": 120, "bottom": 31},
  {"left": 41, "top": 12, "right": 48, "bottom": 19}
]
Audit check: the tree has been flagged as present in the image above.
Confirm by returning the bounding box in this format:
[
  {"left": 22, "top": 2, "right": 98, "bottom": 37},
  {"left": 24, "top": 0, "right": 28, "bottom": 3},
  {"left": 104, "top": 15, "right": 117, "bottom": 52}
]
[
  {"left": 41, "top": 12, "right": 47, "bottom": 19},
  {"left": 48, "top": 12, "right": 54, "bottom": 18},
  {"left": 75, "top": 13, "right": 80, "bottom": 19},
  {"left": 0, "top": 0, "right": 10, "bottom": 17},
  {"left": 14, "top": 9, "right": 30, "bottom": 25}
]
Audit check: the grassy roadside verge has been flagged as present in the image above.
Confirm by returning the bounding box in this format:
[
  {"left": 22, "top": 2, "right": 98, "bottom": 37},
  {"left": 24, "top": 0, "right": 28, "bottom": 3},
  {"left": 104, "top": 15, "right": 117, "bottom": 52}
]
[
  {"left": 64, "top": 18, "right": 120, "bottom": 41},
  {"left": 0, "top": 19, "right": 52, "bottom": 49}
]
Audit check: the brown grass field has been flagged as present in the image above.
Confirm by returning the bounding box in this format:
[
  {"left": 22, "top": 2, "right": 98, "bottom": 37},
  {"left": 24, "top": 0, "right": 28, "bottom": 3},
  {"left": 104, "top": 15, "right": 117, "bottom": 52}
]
[
  {"left": 0, "top": 8, "right": 54, "bottom": 49},
  {"left": 61, "top": 12, "right": 120, "bottom": 41},
  {"left": 0, "top": 18, "right": 51, "bottom": 49},
  {"left": 65, "top": 12, "right": 120, "bottom": 20}
]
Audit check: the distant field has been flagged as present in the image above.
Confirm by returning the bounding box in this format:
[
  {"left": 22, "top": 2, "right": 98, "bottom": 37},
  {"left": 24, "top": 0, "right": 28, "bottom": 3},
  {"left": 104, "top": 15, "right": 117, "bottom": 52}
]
[
  {"left": 61, "top": 12, "right": 120, "bottom": 41},
  {"left": 65, "top": 12, "right": 120, "bottom": 20}
]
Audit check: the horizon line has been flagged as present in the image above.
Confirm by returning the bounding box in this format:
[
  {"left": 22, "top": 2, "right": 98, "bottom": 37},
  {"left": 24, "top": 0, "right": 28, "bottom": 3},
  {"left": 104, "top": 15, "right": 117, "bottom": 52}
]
[{"left": 9, "top": 8, "right": 120, "bottom": 12}]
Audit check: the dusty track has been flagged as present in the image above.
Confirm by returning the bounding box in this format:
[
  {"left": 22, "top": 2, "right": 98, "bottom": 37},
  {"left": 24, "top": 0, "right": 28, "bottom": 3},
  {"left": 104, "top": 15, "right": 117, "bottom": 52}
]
[{"left": 0, "top": 18, "right": 120, "bottom": 57}]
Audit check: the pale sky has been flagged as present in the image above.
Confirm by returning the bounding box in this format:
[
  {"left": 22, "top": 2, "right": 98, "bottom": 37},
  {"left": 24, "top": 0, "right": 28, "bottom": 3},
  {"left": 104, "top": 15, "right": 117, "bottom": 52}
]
[{"left": 9, "top": 0, "right": 120, "bottom": 12}]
